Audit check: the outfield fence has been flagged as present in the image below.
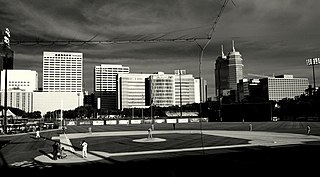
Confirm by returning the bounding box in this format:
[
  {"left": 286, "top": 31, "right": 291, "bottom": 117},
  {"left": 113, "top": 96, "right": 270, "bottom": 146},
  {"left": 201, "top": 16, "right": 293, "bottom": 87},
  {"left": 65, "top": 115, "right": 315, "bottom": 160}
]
[{"left": 65, "top": 118, "right": 208, "bottom": 126}]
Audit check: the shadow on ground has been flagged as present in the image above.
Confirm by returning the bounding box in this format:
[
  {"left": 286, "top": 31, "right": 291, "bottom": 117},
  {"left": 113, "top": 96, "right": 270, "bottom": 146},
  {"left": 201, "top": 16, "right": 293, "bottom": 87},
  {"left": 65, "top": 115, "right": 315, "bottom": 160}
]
[{"left": 1, "top": 143, "right": 320, "bottom": 176}]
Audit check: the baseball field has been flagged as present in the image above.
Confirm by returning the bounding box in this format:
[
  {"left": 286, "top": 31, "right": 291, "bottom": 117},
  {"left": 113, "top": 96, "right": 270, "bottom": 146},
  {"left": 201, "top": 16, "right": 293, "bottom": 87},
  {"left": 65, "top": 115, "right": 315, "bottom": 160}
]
[{"left": 1, "top": 121, "right": 320, "bottom": 176}]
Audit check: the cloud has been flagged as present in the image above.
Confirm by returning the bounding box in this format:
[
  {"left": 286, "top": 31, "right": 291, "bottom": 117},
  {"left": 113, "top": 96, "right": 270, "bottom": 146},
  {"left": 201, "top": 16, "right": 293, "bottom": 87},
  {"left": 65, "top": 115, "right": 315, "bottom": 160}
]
[{"left": 2, "top": 0, "right": 320, "bottom": 98}]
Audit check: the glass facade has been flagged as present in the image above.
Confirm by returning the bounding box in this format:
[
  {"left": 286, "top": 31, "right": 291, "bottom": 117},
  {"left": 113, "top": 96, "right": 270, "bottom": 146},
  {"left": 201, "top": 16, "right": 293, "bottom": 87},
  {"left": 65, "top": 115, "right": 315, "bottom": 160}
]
[{"left": 149, "top": 73, "right": 175, "bottom": 107}]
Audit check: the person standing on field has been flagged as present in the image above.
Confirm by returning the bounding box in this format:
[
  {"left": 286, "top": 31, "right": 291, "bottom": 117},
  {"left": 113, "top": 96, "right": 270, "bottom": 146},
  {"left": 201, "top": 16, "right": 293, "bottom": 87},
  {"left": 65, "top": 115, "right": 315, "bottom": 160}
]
[
  {"left": 81, "top": 140, "right": 88, "bottom": 158},
  {"left": 35, "top": 126, "right": 40, "bottom": 138},
  {"left": 307, "top": 125, "right": 311, "bottom": 135}
]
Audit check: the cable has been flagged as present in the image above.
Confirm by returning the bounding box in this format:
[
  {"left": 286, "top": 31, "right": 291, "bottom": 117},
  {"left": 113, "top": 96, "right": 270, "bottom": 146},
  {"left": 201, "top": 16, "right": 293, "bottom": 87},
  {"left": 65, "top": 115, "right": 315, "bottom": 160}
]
[{"left": 195, "top": 0, "right": 231, "bottom": 156}]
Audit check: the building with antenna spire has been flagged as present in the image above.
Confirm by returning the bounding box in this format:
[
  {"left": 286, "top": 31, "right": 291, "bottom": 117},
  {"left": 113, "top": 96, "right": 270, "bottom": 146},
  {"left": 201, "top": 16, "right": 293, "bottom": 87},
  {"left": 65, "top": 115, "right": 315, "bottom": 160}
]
[
  {"left": 215, "top": 40, "right": 244, "bottom": 102},
  {"left": 227, "top": 40, "right": 244, "bottom": 91},
  {"left": 215, "top": 45, "right": 229, "bottom": 99}
]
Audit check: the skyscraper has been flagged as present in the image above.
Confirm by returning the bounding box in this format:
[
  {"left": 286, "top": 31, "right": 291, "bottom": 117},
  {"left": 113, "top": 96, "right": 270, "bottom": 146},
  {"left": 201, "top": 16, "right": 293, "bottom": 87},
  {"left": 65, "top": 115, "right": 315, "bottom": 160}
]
[
  {"left": 227, "top": 40, "right": 244, "bottom": 91},
  {"left": 215, "top": 41, "right": 244, "bottom": 100},
  {"left": 215, "top": 45, "right": 229, "bottom": 98},
  {"left": 42, "top": 51, "right": 83, "bottom": 92}
]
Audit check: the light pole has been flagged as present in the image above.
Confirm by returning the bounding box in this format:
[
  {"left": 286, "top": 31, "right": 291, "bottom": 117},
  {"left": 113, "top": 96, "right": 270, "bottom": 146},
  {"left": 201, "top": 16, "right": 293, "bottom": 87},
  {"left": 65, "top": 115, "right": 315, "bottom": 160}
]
[
  {"left": 132, "top": 106, "right": 134, "bottom": 119},
  {"left": 150, "top": 93, "right": 154, "bottom": 126},
  {"left": 99, "top": 67, "right": 102, "bottom": 118},
  {"left": 217, "top": 58, "right": 222, "bottom": 121},
  {"left": 77, "top": 93, "right": 80, "bottom": 118},
  {"left": 77, "top": 93, "right": 80, "bottom": 107},
  {"left": 306, "top": 57, "right": 319, "bottom": 94},
  {"left": 61, "top": 99, "right": 64, "bottom": 131},
  {"left": 195, "top": 40, "right": 211, "bottom": 119},
  {"left": 2, "top": 28, "right": 10, "bottom": 134},
  {"left": 179, "top": 69, "right": 183, "bottom": 119},
  {"left": 142, "top": 94, "right": 144, "bottom": 119}
]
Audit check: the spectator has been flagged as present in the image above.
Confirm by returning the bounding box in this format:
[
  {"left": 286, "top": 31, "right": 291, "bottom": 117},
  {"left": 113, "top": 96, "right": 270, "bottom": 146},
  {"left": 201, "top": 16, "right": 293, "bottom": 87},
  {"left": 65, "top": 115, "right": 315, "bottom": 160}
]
[{"left": 59, "top": 147, "right": 67, "bottom": 159}]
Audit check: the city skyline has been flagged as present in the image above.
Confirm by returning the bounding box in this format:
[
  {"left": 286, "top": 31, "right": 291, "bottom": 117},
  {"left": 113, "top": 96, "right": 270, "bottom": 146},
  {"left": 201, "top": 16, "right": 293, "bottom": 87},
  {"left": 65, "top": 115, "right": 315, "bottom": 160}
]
[{"left": 1, "top": 0, "right": 320, "bottom": 99}]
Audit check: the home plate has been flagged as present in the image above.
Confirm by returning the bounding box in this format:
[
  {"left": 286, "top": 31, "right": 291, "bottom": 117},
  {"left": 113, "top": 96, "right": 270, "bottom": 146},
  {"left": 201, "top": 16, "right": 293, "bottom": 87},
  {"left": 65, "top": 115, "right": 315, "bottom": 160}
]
[{"left": 133, "top": 138, "right": 167, "bottom": 143}]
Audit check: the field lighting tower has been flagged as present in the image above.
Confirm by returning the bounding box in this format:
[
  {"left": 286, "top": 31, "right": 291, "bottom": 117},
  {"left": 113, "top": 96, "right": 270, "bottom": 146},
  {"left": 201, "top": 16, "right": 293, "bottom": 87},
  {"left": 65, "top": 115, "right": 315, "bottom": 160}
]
[
  {"left": 306, "top": 57, "right": 320, "bottom": 94},
  {"left": 1, "top": 28, "right": 11, "bottom": 134}
]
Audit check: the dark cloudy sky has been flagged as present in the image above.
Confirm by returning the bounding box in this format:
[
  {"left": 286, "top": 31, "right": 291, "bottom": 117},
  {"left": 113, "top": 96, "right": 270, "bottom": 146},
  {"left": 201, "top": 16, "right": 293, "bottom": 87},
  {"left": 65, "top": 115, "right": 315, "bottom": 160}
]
[{"left": 1, "top": 0, "right": 320, "bottom": 99}]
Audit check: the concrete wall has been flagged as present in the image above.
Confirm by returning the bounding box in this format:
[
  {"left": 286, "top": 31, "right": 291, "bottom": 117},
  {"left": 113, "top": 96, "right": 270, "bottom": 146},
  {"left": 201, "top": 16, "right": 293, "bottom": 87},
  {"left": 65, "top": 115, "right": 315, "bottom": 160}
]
[{"left": 33, "top": 92, "right": 83, "bottom": 115}]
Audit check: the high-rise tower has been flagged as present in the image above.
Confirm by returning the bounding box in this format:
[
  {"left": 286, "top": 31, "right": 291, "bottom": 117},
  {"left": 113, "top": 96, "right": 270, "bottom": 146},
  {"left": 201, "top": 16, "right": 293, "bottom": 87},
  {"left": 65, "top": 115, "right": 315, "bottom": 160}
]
[
  {"left": 215, "top": 45, "right": 229, "bottom": 98},
  {"left": 215, "top": 41, "right": 244, "bottom": 101},
  {"left": 227, "top": 40, "right": 243, "bottom": 91},
  {"left": 43, "top": 51, "right": 83, "bottom": 92}
]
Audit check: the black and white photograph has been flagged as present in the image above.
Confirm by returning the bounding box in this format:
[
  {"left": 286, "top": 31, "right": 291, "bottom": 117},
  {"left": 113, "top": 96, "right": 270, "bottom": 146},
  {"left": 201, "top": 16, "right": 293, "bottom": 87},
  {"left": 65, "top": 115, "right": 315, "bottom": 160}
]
[{"left": 1, "top": 0, "right": 320, "bottom": 176}]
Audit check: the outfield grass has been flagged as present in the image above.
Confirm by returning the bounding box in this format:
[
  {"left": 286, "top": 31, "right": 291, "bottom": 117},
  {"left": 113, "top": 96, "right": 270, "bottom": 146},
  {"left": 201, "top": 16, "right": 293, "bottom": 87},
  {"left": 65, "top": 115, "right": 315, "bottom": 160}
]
[{"left": 64, "top": 121, "right": 320, "bottom": 135}]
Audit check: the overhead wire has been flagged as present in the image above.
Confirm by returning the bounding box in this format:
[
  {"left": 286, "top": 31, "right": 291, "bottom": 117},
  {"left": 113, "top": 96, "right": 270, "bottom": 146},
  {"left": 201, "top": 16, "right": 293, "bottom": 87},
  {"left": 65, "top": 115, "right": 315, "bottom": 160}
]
[
  {"left": 10, "top": 23, "right": 213, "bottom": 46},
  {"left": 6, "top": 0, "right": 234, "bottom": 160},
  {"left": 195, "top": 0, "right": 231, "bottom": 156}
]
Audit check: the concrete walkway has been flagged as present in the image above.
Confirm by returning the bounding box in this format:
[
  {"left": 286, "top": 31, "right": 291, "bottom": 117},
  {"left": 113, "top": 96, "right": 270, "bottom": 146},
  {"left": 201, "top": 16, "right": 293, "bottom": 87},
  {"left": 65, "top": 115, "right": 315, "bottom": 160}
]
[{"left": 34, "top": 150, "right": 109, "bottom": 165}]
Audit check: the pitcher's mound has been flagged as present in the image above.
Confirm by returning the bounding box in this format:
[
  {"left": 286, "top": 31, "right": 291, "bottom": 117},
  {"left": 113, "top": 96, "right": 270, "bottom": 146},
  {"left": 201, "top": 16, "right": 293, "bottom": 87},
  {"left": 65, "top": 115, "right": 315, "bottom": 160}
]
[{"left": 133, "top": 137, "right": 166, "bottom": 143}]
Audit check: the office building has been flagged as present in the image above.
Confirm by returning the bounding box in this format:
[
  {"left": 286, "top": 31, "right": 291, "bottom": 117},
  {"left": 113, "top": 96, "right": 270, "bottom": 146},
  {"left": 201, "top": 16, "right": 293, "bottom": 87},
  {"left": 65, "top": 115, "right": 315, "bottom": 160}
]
[
  {"left": 237, "top": 78, "right": 264, "bottom": 102},
  {"left": 215, "top": 40, "right": 244, "bottom": 102},
  {"left": 0, "top": 70, "right": 38, "bottom": 113},
  {"left": 260, "top": 75, "right": 309, "bottom": 101},
  {"left": 174, "top": 70, "right": 195, "bottom": 106},
  {"left": 147, "top": 72, "right": 175, "bottom": 107},
  {"left": 227, "top": 40, "right": 244, "bottom": 91},
  {"left": 42, "top": 51, "right": 83, "bottom": 92},
  {"left": 0, "top": 89, "right": 33, "bottom": 113},
  {"left": 117, "top": 73, "right": 150, "bottom": 110},
  {"left": 1, "top": 70, "right": 38, "bottom": 92},
  {"left": 94, "top": 64, "right": 129, "bottom": 110},
  {"left": 194, "top": 77, "right": 207, "bottom": 103},
  {"left": 215, "top": 45, "right": 229, "bottom": 99},
  {"left": 37, "top": 51, "right": 83, "bottom": 114}
]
